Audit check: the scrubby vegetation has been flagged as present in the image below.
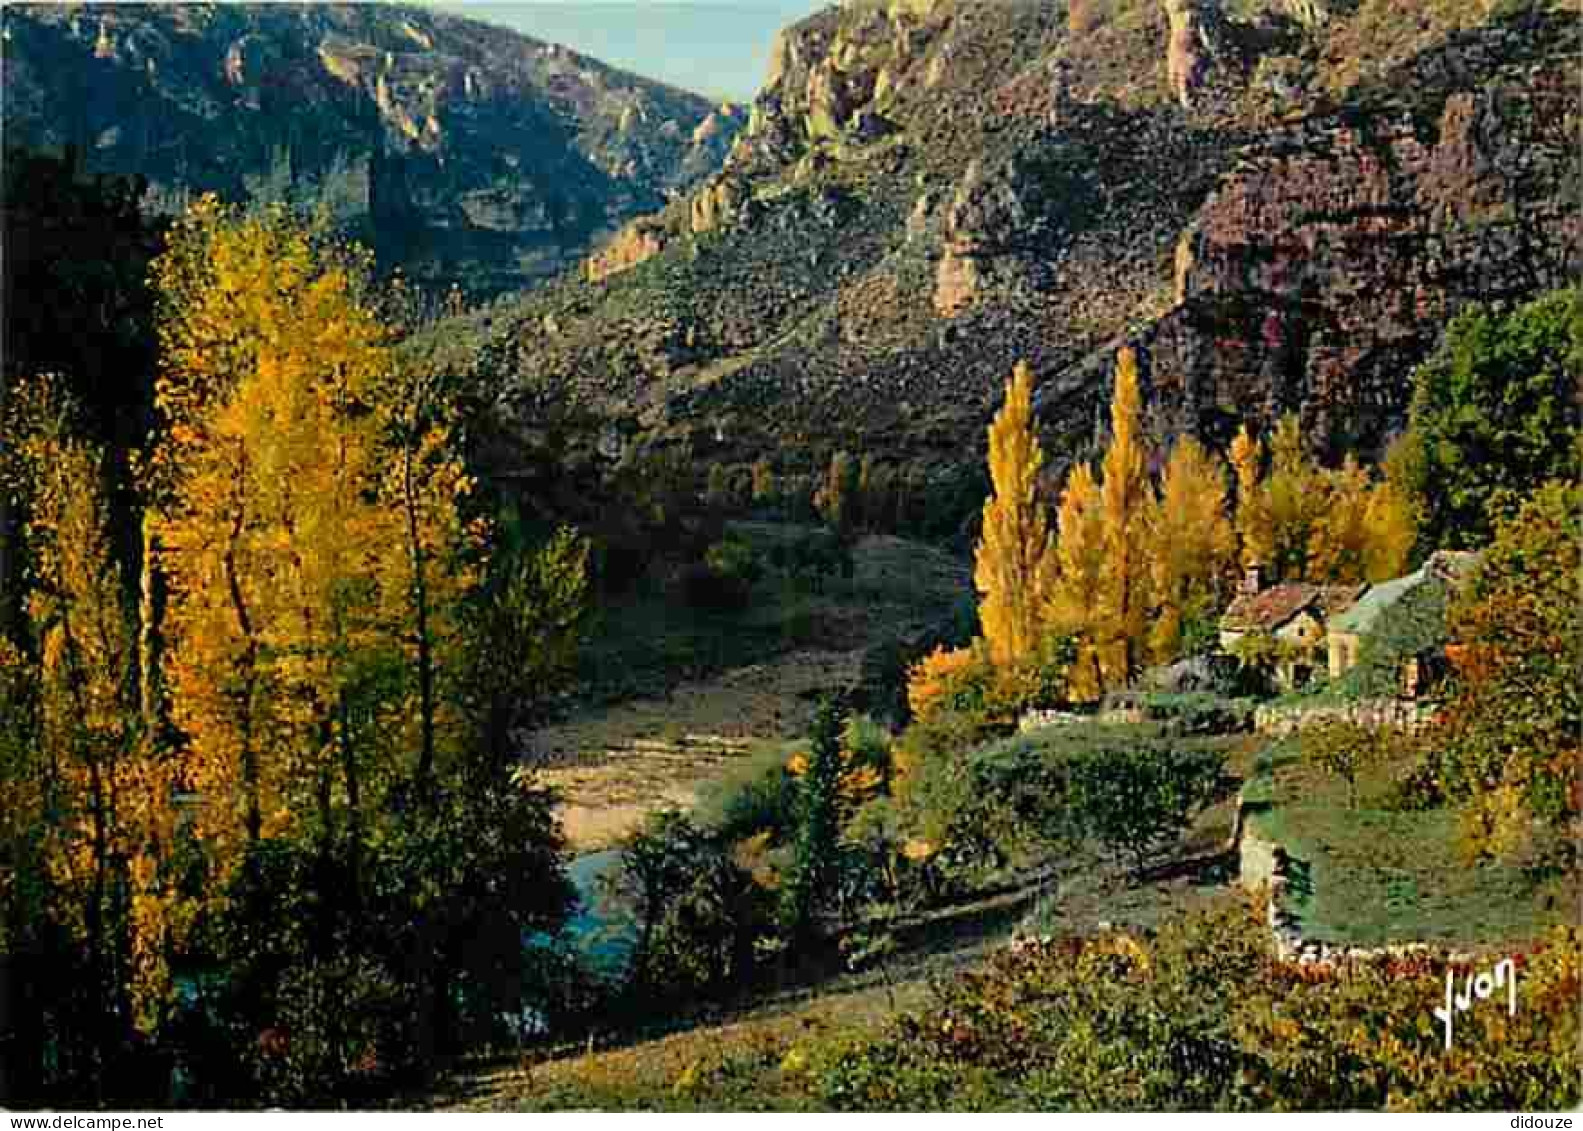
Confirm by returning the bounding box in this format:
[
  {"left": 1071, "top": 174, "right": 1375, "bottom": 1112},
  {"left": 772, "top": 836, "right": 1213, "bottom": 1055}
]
[
  {"left": 807, "top": 905, "right": 1582, "bottom": 1112},
  {"left": 1, "top": 0, "right": 1578, "bottom": 1107}
]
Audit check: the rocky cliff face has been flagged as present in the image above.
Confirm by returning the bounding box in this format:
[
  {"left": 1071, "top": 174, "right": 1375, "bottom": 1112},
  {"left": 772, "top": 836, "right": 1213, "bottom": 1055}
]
[
  {"left": 149, "top": 0, "right": 1575, "bottom": 487},
  {"left": 1, "top": 3, "right": 743, "bottom": 297},
  {"left": 1140, "top": 15, "right": 1581, "bottom": 457}
]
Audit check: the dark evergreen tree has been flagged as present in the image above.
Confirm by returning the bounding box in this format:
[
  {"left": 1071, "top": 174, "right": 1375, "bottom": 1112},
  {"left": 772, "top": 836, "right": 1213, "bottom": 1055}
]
[{"left": 782, "top": 698, "right": 846, "bottom": 941}]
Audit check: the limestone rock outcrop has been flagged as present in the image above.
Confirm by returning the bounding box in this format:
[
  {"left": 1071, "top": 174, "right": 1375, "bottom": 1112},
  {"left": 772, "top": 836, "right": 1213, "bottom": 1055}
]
[
  {"left": 1, "top": 3, "right": 742, "bottom": 297},
  {"left": 472, "top": 0, "right": 1579, "bottom": 484},
  {"left": 585, "top": 218, "right": 671, "bottom": 283},
  {"left": 934, "top": 155, "right": 1058, "bottom": 316},
  {"left": 1138, "top": 27, "right": 1581, "bottom": 456}
]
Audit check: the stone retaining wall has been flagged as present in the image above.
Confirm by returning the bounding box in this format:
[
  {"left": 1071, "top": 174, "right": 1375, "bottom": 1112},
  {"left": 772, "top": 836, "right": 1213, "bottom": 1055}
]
[
  {"left": 1233, "top": 793, "right": 1483, "bottom": 967},
  {"left": 1018, "top": 706, "right": 1145, "bottom": 733},
  {"left": 1254, "top": 698, "right": 1433, "bottom": 737}
]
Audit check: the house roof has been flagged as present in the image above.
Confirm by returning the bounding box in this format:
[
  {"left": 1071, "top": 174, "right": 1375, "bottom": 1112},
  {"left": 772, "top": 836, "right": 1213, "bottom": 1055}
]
[
  {"left": 1327, "top": 551, "right": 1482, "bottom": 637},
  {"left": 1330, "top": 569, "right": 1426, "bottom": 636},
  {"left": 1316, "top": 583, "right": 1368, "bottom": 618},
  {"left": 1221, "top": 583, "right": 1318, "bottom": 633},
  {"left": 1221, "top": 581, "right": 1368, "bottom": 634}
]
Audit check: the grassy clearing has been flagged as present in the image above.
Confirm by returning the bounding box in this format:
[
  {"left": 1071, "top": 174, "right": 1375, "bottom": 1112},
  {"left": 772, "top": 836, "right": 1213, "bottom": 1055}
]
[{"left": 1247, "top": 740, "right": 1577, "bottom": 946}]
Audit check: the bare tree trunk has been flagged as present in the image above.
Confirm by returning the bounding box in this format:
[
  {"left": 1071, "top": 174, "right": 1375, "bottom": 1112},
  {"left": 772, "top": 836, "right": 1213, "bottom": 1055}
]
[
  {"left": 222, "top": 448, "right": 261, "bottom": 846},
  {"left": 401, "top": 406, "right": 437, "bottom": 799},
  {"left": 137, "top": 512, "right": 164, "bottom": 751}
]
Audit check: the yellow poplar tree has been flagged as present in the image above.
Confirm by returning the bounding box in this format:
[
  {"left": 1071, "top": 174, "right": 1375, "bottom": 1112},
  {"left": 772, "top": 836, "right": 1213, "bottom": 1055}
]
[
  {"left": 973, "top": 361, "right": 1059, "bottom": 671},
  {"left": 1049, "top": 461, "right": 1104, "bottom": 702},
  {"left": 813, "top": 450, "right": 856, "bottom": 537},
  {"left": 148, "top": 197, "right": 475, "bottom": 869},
  {"left": 1307, "top": 455, "right": 1373, "bottom": 583},
  {"left": 1094, "top": 348, "right": 1155, "bottom": 688},
  {"left": 1363, "top": 432, "right": 1423, "bottom": 581},
  {"left": 751, "top": 458, "right": 776, "bottom": 506},
  {"left": 373, "top": 359, "right": 484, "bottom": 793},
  {"left": 1229, "top": 424, "right": 1272, "bottom": 571},
  {"left": 1361, "top": 479, "right": 1416, "bottom": 582},
  {"left": 1146, "top": 436, "right": 1236, "bottom": 662},
  {"left": 4, "top": 375, "right": 176, "bottom": 1022},
  {"left": 1265, "top": 413, "right": 1322, "bottom": 581}
]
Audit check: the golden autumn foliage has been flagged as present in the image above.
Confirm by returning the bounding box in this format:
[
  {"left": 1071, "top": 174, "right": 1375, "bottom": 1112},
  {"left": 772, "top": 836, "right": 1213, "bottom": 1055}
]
[
  {"left": 1307, "top": 454, "right": 1373, "bottom": 583},
  {"left": 786, "top": 744, "right": 886, "bottom": 809},
  {"left": 1361, "top": 482, "right": 1416, "bottom": 582},
  {"left": 147, "top": 197, "right": 479, "bottom": 865},
  {"left": 1264, "top": 414, "right": 1323, "bottom": 582},
  {"left": 1229, "top": 424, "right": 1272, "bottom": 570},
  {"left": 905, "top": 644, "right": 980, "bottom": 723},
  {"left": 1048, "top": 462, "right": 1102, "bottom": 634},
  {"left": 814, "top": 449, "right": 857, "bottom": 535},
  {"left": 1146, "top": 436, "right": 1236, "bottom": 663},
  {"left": 751, "top": 457, "right": 776, "bottom": 505},
  {"left": 974, "top": 361, "right": 1058, "bottom": 670},
  {"left": 1231, "top": 416, "right": 1416, "bottom": 587},
  {"left": 373, "top": 360, "right": 486, "bottom": 789},
  {"left": 1047, "top": 461, "right": 1104, "bottom": 702},
  {"left": 1093, "top": 348, "right": 1155, "bottom": 688},
  {"left": 2, "top": 375, "right": 176, "bottom": 1022},
  {"left": 1440, "top": 482, "right": 1579, "bottom": 861}
]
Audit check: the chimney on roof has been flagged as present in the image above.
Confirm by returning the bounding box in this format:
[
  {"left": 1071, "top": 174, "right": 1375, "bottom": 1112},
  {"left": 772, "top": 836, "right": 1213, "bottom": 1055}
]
[{"left": 1242, "top": 564, "right": 1266, "bottom": 596}]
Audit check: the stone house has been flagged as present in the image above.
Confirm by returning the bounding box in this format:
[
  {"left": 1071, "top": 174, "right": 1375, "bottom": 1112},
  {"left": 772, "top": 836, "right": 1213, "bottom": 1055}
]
[
  {"left": 1219, "top": 567, "right": 1364, "bottom": 691},
  {"left": 1326, "top": 550, "right": 1481, "bottom": 692}
]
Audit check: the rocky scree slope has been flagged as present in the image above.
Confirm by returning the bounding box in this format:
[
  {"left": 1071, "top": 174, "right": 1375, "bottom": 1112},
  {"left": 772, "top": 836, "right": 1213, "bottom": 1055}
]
[
  {"left": 472, "top": 0, "right": 1579, "bottom": 483},
  {"left": 1, "top": 2, "right": 745, "bottom": 296}
]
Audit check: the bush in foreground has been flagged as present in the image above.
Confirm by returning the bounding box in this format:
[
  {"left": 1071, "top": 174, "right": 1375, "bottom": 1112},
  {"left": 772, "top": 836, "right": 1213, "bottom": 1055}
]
[{"left": 808, "top": 900, "right": 1582, "bottom": 1111}]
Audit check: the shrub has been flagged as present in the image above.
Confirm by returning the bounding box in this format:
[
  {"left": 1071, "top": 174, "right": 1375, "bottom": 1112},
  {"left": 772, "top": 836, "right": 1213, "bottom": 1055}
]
[
  {"left": 842, "top": 713, "right": 894, "bottom": 795},
  {"left": 807, "top": 902, "right": 1583, "bottom": 1111},
  {"left": 1301, "top": 721, "right": 1391, "bottom": 809},
  {"left": 679, "top": 537, "right": 764, "bottom": 610},
  {"left": 839, "top": 797, "right": 922, "bottom": 911},
  {"left": 180, "top": 770, "right": 577, "bottom": 1104},
  {"left": 1228, "top": 631, "right": 1290, "bottom": 696},
  {"left": 782, "top": 701, "right": 847, "bottom": 939},
  {"left": 905, "top": 644, "right": 993, "bottom": 724},
  {"left": 891, "top": 727, "right": 1068, "bottom": 889},
  {"left": 614, "top": 810, "right": 769, "bottom": 1001},
  {"left": 696, "top": 741, "right": 802, "bottom": 845},
  {"left": 1437, "top": 481, "right": 1580, "bottom": 862},
  {"left": 259, "top": 956, "right": 407, "bottom": 1107},
  {"left": 1138, "top": 691, "right": 1255, "bottom": 735},
  {"left": 859, "top": 606, "right": 977, "bottom": 728},
  {"left": 705, "top": 536, "right": 764, "bottom": 587},
  {"left": 890, "top": 701, "right": 1007, "bottom": 796},
  {"left": 769, "top": 529, "right": 853, "bottom": 592},
  {"left": 1062, "top": 738, "right": 1227, "bottom": 872},
  {"left": 1340, "top": 576, "right": 1454, "bottom": 700},
  {"left": 1407, "top": 287, "right": 1582, "bottom": 551},
  {"left": 988, "top": 633, "right": 1080, "bottom": 716}
]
